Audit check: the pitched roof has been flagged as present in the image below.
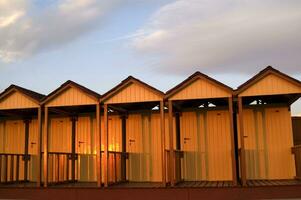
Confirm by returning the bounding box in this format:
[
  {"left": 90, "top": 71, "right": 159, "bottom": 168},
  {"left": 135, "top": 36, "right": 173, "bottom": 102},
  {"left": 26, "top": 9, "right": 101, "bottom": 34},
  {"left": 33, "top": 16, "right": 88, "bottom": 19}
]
[
  {"left": 101, "top": 76, "right": 164, "bottom": 102},
  {"left": 42, "top": 80, "right": 101, "bottom": 104},
  {"left": 235, "top": 66, "right": 301, "bottom": 95},
  {"left": 0, "top": 84, "right": 45, "bottom": 103},
  {"left": 165, "top": 71, "right": 233, "bottom": 99}
]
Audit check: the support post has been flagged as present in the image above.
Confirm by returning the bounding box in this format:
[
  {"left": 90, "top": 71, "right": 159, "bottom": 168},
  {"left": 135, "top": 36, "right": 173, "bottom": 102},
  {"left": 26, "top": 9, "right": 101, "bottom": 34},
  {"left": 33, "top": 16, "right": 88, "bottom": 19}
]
[
  {"left": 175, "top": 113, "right": 181, "bottom": 150},
  {"left": 96, "top": 104, "right": 102, "bottom": 187},
  {"left": 238, "top": 97, "right": 247, "bottom": 186},
  {"left": 121, "top": 115, "right": 127, "bottom": 182},
  {"left": 160, "top": 101, "right": 166, "bottom": 186},
  {"left": 43, "top": 107, "right": 48, "bottom": 187},
  {"left": 70, "top": 116, "right": 77, "bottom": 182},
  {"left": 37, "top": 106, "right": 42, "bottom": 187},
  {"left": 23, "top": 119, "right": 31, "bottom": 182},
  {"left": 104, "top": 104, "right": 108, "bottom": 187},
  {"left": 228, "top": 97, "right": 237, "bottom": 185},
  {"left": 168, "top": 100, "right": 175, "bottom": 186}
]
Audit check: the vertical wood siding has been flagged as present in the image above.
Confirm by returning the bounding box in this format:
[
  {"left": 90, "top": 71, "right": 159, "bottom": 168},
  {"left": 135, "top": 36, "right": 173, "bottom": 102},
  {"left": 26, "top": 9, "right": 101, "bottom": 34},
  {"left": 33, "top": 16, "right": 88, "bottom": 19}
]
[
  {"left": 240, "top": 74, "right": 301, "bottom": 97},
  {"left": 169, "top": 79, "right": 231, "bottom": 100},
  {"left": 0, "top": 119, "right": 39, "bottom": 182},
  {"left": 0, "top": 91, "right": 38, "bottom": 109},
  {"left": 105, "top": 83, "right": 162, "bottom": 104},
  {"left": 4, "top": 120, "right": 25, "bottom": 154},
  {"left": 180, "top": 111, "right": 232, "bottom": 181},
  {"left": 241, "top": 107, "right": 295, "bottom": 179},
  {"left": 125, "top": 113, "right": 163, "bottom": 182},
  {"left": 48, "top": 117, "right": 72, "bottom": 153},
  {"left": 46, "top": 87, "right": 97, "bottom": 107}
]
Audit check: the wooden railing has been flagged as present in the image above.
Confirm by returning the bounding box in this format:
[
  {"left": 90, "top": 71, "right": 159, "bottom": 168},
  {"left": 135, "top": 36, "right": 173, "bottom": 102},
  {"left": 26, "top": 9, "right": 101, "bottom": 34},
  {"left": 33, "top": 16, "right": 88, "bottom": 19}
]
[
  {"left": 102, "top": 151, "right": 129, "bottom": 184},
  {"left": 292, "top": 145, "right": 301, "bottom": 180},
  {"left": 164, "top": 149, "right": 184, "bottom": 184},
  {"left": 47, "top": 152, "right": 77, "bottom": 184},
  {"left": 174, "top": 150, "right": 184, "bottom": 184},
  {"left": 165, "top": 150, "right": 170, "bottom": 182},
  {"left": 0, "top": 153, "right": 30, "bottom": 183}
]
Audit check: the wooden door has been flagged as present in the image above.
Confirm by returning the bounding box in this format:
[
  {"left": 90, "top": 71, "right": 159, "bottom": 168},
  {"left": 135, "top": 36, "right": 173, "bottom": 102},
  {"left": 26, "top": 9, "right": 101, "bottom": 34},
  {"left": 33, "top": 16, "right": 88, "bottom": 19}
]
[
  {"left": 265, "top": 107, "right": 295, "bottom": 179},
  {"left": 206, "top": 110, "right": 232, "bottom": 181},
  {"left": 181, "top": 112, "right": 201, "bottom": 181},
  {"left": 126, "top": 114, "right": 154, "bottom": 182},
  {"left": 76, "top": 116, "right": 96, "bottom": 182},
  {"left": 243, "top": 108, "right": 269, "bottom": 179}
]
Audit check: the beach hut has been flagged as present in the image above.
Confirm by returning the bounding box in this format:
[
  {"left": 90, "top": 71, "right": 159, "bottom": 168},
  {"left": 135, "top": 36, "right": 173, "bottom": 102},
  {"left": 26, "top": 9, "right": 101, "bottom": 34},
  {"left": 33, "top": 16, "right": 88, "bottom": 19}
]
[
  {"left": 235, "top": 66, "right": 301, "bottom": 186},
  {"left": 165, "top": 72, "right": 237, "bottom": 187},
  {"left": 101, "top": 76, "right": 166, "bottom": 187},
  {"left": 0, "top": 85, "right": 44, "bottom": 186},
  {"left": 41, "top": 81, "right": 101, "bottom": 187}
]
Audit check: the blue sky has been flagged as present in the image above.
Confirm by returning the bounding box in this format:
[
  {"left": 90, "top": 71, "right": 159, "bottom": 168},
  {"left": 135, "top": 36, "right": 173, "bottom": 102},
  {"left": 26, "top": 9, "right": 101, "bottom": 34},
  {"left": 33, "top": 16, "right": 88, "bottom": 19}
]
[{"left": 0, "top": 0, "right": 301, "bottom": 115}]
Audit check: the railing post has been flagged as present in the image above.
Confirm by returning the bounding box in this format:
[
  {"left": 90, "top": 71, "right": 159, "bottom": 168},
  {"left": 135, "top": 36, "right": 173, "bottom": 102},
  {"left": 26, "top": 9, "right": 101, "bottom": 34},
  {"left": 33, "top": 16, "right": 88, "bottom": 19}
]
[
  {"left": 4, "top": 155, "right": 7, "bottom": 183},
  {"left": 10, "top": 155, "right": 14, "bottom": 182},
  {"left": 16, "top": 155, "right": 19, "bottom": 182}
]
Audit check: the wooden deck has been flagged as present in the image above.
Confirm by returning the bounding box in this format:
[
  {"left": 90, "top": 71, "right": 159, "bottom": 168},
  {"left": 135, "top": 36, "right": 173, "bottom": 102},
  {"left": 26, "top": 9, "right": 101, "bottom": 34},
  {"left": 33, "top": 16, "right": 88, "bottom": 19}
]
[
  {"left": 176, "top": 181, "right": 234, "bottom": 187},
  {"left": 110, "top": 182, "right": 163, "bottom": 188},
  {"left": 246, "top": 179, "right": 301, "bottom": 187},
  {"left": 1, "top": 185, "right": 301, "bottom": 200},
  {"left": 1, "top": 180, "right": 301, "bottom": 188}
]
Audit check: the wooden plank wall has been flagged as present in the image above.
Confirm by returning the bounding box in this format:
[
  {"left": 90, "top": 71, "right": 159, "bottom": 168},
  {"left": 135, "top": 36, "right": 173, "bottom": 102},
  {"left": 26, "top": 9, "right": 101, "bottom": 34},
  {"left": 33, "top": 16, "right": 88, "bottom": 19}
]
[
  {"left": 240, "top": 74, "right": 301, "bottom": 97},
  {"left": 0, "top": 92, "right": 38, "bottom": 110},
  {"left": 239, "top": 106, "right": 295, "bottom": 180},
  {"left": 180, "top": 111, "right": 233, "bottom": 181}
]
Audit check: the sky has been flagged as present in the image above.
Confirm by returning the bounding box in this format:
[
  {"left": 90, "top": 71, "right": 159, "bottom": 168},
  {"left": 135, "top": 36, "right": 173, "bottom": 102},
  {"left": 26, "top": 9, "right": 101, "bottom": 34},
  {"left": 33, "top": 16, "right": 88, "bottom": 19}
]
[{"left": 0, "top": 0, "right": 301, "bottom": 115}]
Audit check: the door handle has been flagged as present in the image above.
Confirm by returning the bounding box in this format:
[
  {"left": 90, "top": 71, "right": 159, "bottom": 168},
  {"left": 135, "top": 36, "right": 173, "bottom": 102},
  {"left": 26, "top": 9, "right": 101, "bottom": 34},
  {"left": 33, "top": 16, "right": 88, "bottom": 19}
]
[
  {"left": 78, "top": 141, "right": 85, "bottom": 147},
  {"left": 183, "top": 137, "right": 190, "bottom": 144},
  {"left": 129, "top": 139, "right": 135, "bottom": 146}
]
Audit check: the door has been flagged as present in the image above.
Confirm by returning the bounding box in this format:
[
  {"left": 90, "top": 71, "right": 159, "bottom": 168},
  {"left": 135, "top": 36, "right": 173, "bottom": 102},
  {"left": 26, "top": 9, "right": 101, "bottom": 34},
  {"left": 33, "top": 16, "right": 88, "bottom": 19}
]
[
  {"left": 265, "top": 107, "right": 295, "bottom": 179},
  {"left": 127, "top": 114, "right": 153, "bottom": 182},
  {"left": 76, "top": 115, "right": 96, "bottom": 182},
  {"left": 206, "top": 110, "right": 232, "bottom": 181},
  {"left": 243, "top": 108, "right": 268, "bottom": 179},
  {"left": 181, "top": 111, "right": 204, "bottom": 181}
]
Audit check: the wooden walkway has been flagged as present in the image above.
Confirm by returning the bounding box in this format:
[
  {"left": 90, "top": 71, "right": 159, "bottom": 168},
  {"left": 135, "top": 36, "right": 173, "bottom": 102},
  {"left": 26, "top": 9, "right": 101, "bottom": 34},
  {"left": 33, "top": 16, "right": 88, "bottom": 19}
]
[
  {"left": 176, "top": 181, "right": 234, "bottom": 188},
  {"left": 1, "top": 180, "right": 301, "bottom": 188},
  {"left": 110, "top": 182, "right": 163, "bottom": 188},
  {"left": 246, "top": 179, "right": 301, "bottom": 187}
]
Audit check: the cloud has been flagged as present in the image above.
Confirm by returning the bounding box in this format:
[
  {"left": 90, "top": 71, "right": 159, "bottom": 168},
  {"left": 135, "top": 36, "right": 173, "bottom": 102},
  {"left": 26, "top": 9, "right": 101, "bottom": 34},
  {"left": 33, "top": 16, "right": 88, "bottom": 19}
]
[
  {"left": 0, "top": 0, "right": 121, "bottom": 63},
  {"left": 132, "top": 0, "right": 301, "bottom": 74}
]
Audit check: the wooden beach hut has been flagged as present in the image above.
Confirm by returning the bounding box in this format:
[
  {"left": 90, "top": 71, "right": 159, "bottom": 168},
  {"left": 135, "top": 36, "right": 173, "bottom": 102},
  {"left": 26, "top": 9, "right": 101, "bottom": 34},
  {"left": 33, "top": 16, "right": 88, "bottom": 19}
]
[
  {"left": 0, "top": 85, "right": 44, "bottom": 186},
  {"left": 235, "top": 66, "right": 301, "bottom": 186},
  {"left": 165, "top": 72, "right": 237, "bottom": 187},
  {"left": 100, "top": 76, "right": 166, "bottom": 187},
  {"left": 41, "top": 81, "right": 101, "bottom": 187}
]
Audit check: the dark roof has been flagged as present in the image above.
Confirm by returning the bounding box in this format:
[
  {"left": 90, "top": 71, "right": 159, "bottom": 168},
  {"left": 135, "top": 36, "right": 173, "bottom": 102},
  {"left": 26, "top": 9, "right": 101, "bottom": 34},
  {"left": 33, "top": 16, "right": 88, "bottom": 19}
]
[
  {"left": 165, "top": 71, "right": 233, "bottom": 99},
  {"left": 235, "top": 66, "right": 301, "bottom": 95},
  {"left": 42, "top": 80, "right": 101, "bottom": 104},
  {"left": 101, "top": 76, "right": 164, "bottom": 102},
  {"left": 0, "top": 84, "right": 45, "bottom": 103}
]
